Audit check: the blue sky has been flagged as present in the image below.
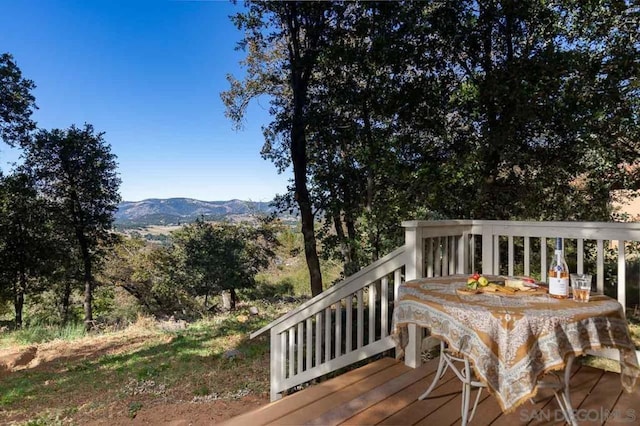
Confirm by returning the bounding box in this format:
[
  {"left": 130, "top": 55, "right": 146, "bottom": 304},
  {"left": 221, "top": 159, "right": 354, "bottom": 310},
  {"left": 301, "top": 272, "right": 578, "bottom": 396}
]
[{"left": 0, "top": 0, "right": 289, "bottom": 202}]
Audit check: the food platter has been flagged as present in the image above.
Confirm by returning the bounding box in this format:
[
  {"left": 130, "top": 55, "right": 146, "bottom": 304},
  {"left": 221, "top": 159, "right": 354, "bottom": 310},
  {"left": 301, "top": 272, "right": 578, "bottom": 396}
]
[
  {"left": 456, "top": 276, "right": 548, "bottom": 297},
  {"left": 456, "top": 285, "right": 548, "bottom": 297}
]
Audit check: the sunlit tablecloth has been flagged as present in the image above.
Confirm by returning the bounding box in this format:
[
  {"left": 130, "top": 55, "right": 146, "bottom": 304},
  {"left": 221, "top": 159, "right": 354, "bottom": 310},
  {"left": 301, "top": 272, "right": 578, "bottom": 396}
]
[{"left": 392, "top": 275, "right": 640, "bottom": 413}]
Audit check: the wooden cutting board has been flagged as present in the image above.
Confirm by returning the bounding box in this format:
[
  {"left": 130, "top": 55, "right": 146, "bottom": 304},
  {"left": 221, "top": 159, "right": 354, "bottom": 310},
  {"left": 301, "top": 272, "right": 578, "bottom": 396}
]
[{"left": 456, "top": 285, "right": 548, "bottom": 297}]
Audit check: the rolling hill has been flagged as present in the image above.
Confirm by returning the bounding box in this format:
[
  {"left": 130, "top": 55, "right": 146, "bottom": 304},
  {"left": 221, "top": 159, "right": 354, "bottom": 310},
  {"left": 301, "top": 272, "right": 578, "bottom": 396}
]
[{"left": 115, "top": 198, "right": 276, "bottom": 227}]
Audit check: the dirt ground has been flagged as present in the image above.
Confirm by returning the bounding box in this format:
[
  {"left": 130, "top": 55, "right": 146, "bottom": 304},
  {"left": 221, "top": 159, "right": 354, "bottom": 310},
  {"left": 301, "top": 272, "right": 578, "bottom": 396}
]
[
  {"left": 81, "top": 395, "right": 268, "bottom": 425},
  {"left": 0, "top": 334, "right": 269, "bottom": 425}
]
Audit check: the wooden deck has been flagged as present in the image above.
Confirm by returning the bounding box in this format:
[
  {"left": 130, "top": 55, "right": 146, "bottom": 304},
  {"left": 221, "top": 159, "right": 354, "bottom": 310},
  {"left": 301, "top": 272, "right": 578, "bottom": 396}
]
[{"left": 222, "top": 357, "right": 639, "bottom": 425}]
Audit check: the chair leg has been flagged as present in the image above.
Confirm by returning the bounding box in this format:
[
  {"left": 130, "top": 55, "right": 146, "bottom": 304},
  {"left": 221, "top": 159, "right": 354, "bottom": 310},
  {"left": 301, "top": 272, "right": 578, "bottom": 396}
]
[
  {"left": 560, "top": 355, "right": 578, "bottom": 426},
  {"left": 418, "top": 343, "right": 487, "bottom": 426},
  {"left": 418, "top": 340, "right": 448, "bottom": 400},
  {"left": 460, "top": 355, "right": 484, "bottom": 425},
  {"left": 461, "top": 382, "right": 471, "bottom": 426},
  {"left": 468, "top": 386, "right": 483, "bottom": 422},
  {"left": 544, "top": 355, "right": 577, "bottom": 426}
]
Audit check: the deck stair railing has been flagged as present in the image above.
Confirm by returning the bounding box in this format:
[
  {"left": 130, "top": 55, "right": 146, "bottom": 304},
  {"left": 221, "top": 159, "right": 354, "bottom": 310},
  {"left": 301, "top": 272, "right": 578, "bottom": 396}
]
[
  {"left": 254, "top": 220, "right": 640, "bottom": 400},
  {"left": 251, "top": 245, "right": 409, "bottom": 401}
]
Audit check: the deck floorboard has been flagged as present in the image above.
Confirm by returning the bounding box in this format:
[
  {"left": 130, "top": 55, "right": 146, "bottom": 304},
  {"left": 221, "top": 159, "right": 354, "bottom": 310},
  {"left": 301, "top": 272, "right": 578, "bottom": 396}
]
[{"left": 221, "top": 357, "right": 639, "bottom": 426}]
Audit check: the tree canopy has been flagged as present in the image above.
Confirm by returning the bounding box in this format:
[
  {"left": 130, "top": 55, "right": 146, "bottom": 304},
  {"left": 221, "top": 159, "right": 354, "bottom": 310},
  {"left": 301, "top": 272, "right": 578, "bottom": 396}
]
[
  {"left": 224, "top": 0, "right": 640, "bottom": 286},
  {"left": 0, "top": 53, "right": 37, "bottom": 148},
  {"left": 24, "top": 124, "right": 121, "bottom": 329},
  {"left": 0, "top": 172, "right": 57, "bottom": 327},
  {"left": 172, "top": 218, "right": 278, "bottom": 310},
  {"left": 223, "top": 2, "right": 333, "bottom": 296}
]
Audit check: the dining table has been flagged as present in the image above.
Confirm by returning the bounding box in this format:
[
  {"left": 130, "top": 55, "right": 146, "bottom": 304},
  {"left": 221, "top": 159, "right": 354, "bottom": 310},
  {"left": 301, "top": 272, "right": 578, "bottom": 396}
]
[{"left": 391, "top": 275, "right": 640, "bottom": 422}]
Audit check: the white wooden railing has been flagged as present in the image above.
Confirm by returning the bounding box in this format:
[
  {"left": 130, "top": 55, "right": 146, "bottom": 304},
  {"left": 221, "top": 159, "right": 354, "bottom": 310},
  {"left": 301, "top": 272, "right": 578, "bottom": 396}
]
[
  {"left": 250, "top": 246, "right": 406, "bottom": 401},
  {"left": 254, "top": 220, "right": 640, "bottom": 400}
]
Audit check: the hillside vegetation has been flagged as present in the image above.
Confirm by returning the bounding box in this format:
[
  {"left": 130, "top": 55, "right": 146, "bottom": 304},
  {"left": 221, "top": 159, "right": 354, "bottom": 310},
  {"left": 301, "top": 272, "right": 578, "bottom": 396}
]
[
  {"left": 0, "top": 225, "right": 343, "bottom": 424},
  {"left": 0, "top": 303, "right": 294, "bottom": 424}
]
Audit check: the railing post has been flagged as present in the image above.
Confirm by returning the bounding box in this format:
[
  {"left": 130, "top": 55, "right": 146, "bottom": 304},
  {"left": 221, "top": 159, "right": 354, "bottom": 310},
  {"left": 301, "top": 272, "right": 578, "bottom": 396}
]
[
  {"left": 270, "top": 328, "right": 284, "bottom": 401},
  {"left": 457, "top": 232, "right": 468, "bottom": 274},
  {"left": 405, "top": 223, "right": 424, "bottom": 281},
  {"left": 618, "top": 241, "right": 626, "bottom": 312},
  {"left": 404, "top": 223, "right": 424, "bottom": 368},
  {"left": 481, "top": 224, "right": 494, "bottom": 275}
]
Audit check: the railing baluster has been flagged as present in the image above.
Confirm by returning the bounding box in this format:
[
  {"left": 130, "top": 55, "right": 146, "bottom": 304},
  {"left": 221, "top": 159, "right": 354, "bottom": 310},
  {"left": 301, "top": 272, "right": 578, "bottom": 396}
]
[
  {"left": 470, "top": 234, "right": 475, "bottom": 273},
  {"left": 457, "top": 234, "right": 466, "bottom": 274},
  {"left": 297, "top": 322, "right": 303, "bottom": 374},
  {"left": 493, "top": 235, "right": 500, "bottom": 274},
  {"left": 443, "top": 236, "right": 449, "bottom": 275},
  {"left": 335, "top": 300, "right": 342, "bottom": 358},
  {"left": 577, "top": 238, "right": 584, "bottom": 274},
  {"left": 325, "top": 306, "right": 331, "bottom": 362},
  {"left": 436, "top": 237, "right": 442, "bottom": 277},
  {"left": 305, "top": 318, "right": 312, "bottom": 371},
  {"left": 524, "top": 236, "right": 530, "bottom": 276},
  {"left": 314, "top": 312, "right": 321, "bottom": 366},
  {"left": 449, "top": 236, "right": 456, "bottom": 274},
  {"left": 357, "top": 289, "right": 364, "bottom": 348},
  {"left": 368, "top": 283, "right": 376, "bottom": 345},
  {"left": 280, "top": 331, "right": 287, "bottom": 379},
  {"left": 394, "top": 269, "right": 402, "bottom": 301},
  {"left": 346, "top": 295, "right": 353, "bottom": 353},
  {"left": 288, "top": 327, "right": 295, "bottom": 378},
  {"left": 597, "top": 239, "right": 604, "bottom": 293},
  {"left": 541, "top": 237, "right": 548, "bottom": 282},
  {"left": 381, "top": 276, "right": 389, "bottom": 337},
  {"left": 426, "top": 238, "right": 434, "bottom": 277},
  {"left": 508, "top": 235, "right": 514, "bottom": 276},
  {"left": 618, "top": 241, "right": 626, "bottom": 310}
]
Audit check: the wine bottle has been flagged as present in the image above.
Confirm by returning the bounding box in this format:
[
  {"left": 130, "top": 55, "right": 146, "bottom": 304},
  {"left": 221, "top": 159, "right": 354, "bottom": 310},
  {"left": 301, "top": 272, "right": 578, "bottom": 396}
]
[{"left": 548, "top": 238, "right": 570, "bottom": 298}]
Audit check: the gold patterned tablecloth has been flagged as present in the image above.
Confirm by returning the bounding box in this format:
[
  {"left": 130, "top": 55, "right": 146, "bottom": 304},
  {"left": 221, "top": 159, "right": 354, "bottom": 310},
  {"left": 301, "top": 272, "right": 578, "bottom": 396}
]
[{"left": 391, "top": 275, "right": 640, "bottom": 413}]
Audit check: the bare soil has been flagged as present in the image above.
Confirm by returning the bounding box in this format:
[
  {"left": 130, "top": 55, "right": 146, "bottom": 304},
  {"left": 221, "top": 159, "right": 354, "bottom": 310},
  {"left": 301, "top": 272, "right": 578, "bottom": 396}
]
[
  {"left": 0, "top": 331, "right": 268, "bottom": 425},
  {"left": 79, "top": 395, "right": 268, "bottom": 425}
]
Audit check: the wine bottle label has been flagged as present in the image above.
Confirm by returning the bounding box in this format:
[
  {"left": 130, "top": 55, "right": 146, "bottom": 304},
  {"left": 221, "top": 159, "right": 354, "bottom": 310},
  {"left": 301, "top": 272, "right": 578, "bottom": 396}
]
[{"left": 549, "top": 277, "right": 569, "bottom": 296}]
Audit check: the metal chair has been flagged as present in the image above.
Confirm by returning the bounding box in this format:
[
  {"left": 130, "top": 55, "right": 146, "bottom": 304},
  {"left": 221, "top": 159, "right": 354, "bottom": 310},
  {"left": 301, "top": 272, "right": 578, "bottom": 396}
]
[
  {"left": 418, "top": 340, "right": 578, "bottom": 426},
  {"left": 419, "top": 340, "right": 486, "bottom": 425}
]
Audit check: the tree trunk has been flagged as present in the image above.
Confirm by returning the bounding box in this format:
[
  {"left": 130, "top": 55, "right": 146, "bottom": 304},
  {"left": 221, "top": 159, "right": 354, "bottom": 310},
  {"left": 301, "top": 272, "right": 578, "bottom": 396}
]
[
  {"left": 286, "top": 3, "right": 323, "bottom": 297},
  {"left": 345, "top": 215, "right": 360, "bottom": 274},
  {"left": 478, "top": 1, "right": 500, "bottom": 219},
  {"left": 14, "top": 275, "right": 25, "bottom": 328},
  {"left": 231, "top": 288, "right": 237, "bottom": 310},
  {"left": 333, "top": 211, "right": 360, "bottom": 277},
  {"left": 13, "top": 293, "right": 24, "bottom": 328},
  {"left": 361, "top": 100, "right": 380, "bottom": 262},
  {"left": 332, "top": 212, "right": 351, "bottom": 277},
  {"left": 293, "top": 136, "right": 323, "bottom": 296},
  {"left": 14, "top": 259, "right": 26, "bottom": 328},
  {"left": 61, "top": 280, "right": 72, "bottom": 324},
  {"left": 77, "top": 231, "right": 94, "bottom": 331}
]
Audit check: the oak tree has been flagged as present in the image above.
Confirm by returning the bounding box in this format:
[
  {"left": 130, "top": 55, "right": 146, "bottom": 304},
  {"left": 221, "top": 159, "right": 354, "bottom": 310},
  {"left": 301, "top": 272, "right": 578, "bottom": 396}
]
[
  {"left": 24, "top": 124, "right": 121, "bottom": 329},
  {"left": 0, "top": 53, "right": 37, "bottom": 148},
  {"left": 223, "top": 1, "right": 330, "bottom": 296}
]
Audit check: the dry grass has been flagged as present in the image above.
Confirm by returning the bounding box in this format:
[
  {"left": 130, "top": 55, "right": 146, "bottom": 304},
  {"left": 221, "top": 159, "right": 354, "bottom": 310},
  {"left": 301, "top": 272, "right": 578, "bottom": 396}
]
[{"left": 0, "top": 301, "right": 295, "bottom": 425}]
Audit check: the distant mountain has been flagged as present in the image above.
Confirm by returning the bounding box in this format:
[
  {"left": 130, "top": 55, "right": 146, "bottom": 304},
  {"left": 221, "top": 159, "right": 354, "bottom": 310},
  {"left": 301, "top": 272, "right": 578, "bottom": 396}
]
[{"left": 115, "top": 198, "right": 276, "bottom": 227}]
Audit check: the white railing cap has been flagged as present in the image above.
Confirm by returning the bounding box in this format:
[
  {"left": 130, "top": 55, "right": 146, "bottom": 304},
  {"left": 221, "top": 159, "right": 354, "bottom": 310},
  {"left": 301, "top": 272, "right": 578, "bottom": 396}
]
[
  {"left": 403, "top": 219, "right": 640, "bottom": 231},
  {"left": 402, "top": 220, "right": 473, "bottom": 228}
]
